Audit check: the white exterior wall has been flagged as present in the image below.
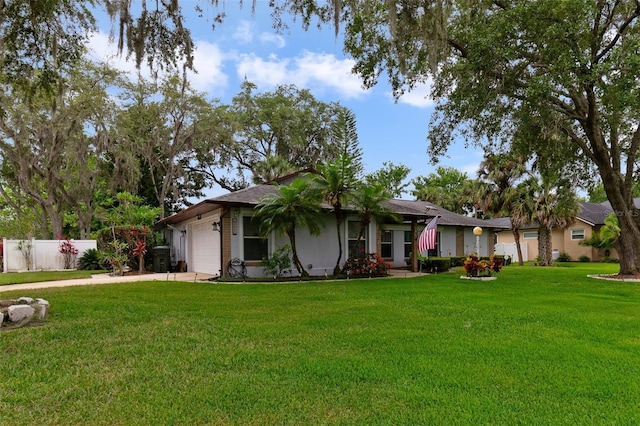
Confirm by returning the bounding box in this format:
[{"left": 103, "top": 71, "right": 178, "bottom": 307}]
[
  {"left": 438, "top": 227, "right": 457, "bottom": 257},
  {"left": 165, "top": 209, "right": 222, "bottom": 275},
  {"left": 462, "top": 228, "right": 492, "bottom": 257},
  {"left": 167, "top": 205, "right": 502, "bottom": 277},
  {"left": 237, "top": 210, "right": 345, "bottom": 278},
  {"left": 3, "top": 239, "right": 97, "bottom": 272},
  {"left": 233, "top": 211, "right": 380, "bottom": 278}
]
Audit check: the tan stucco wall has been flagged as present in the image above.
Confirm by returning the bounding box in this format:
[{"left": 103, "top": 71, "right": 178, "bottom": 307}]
[
  {"left": 562, "top": 224, "right": 595, "bottom": 261},
  {"left": 497, "top": 223, "right": 616, "bottom": 262}
]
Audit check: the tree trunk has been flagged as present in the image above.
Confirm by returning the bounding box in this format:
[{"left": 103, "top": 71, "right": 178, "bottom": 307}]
[
  {"left": 613, "top": 214, "right": 640, "bottom": 275},
  {"left": 43, "top": 200, "right": 64, "bottom": 239},
  {"left": 287, "top": 228, "right": 309, "bottom": 277},
  {"left": 599, "top": 170, "right": 640, "bottom": 275},
  {"left": 537, "top": 226, "right": 553, "bottom": 266},
  {"left": 333, "top": 211, "right": 343, "bottom": 276},
  {"left": 511, "top": 227, "right": 524, "bottom": 266}
]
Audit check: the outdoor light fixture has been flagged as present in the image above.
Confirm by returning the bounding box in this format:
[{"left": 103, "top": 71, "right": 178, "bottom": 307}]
[
  {"left": 232, "top": 209, "right": 240, "bottom": 235},
  {"left": 211, "top": 221, "right": 221, "bottom": 232},
  {"left": 473, "top": 226, "right": 483, "bottom": 255}
]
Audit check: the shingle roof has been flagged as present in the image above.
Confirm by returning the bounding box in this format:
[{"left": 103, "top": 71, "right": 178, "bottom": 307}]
[
  {"left": 492, "top": 198, "right": 640, "bottom": 230},
  {"left": 578, "top": 201, "right": 614, "bottom": 226},
  {"left": 159, "top": 175, "right": 510, "bottom": 229}
]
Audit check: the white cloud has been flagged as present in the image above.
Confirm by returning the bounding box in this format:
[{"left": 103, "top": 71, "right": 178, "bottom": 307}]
[
  {"left": 236, "top": 50, "right": 367, "bottom": 99},
  {"left": 86, "top": 31, "right": 228, "bottom": 95},
  {"left": 236, "top": 53, "right": 290, "bottom": 87},
  {"left": 396, "top": 81, "right": 436, "bottom": 108},
  {"left": 86, "top": 31, "right": 149, "bottom": 78},
  {"left": 294, "top": 51, "right": 365, "bottom": 98},
  {"left": 187, "top": 41, "right": 228, "bottom": 94},
  {"left": 233, "top": 20, "right": 254, "bottom": 44},
  {"left": 453, "top": 150, "right": 485, "bottom": 178},
  {"left": 259, "top": 32, "right": 286, "bottom": 48},
  {"left": 461, "top": 162, "right": 482, "bottom": 177}
]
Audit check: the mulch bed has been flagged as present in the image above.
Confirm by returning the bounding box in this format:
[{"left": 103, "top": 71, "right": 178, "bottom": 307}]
[{"left": 589, "top": 274, "right": 640, "bottom": 281}]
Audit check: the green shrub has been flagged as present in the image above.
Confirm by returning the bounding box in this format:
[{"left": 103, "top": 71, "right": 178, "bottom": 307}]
[
  {"left": 449, "top": 256, "right": 466, "bottom": 267},
  {"left": 601, "top": 257, "right": 620, "bottom": 263},
  {"left": 261, "top": 245, "right": 293, "bottom": 278},
  {"left": 342, "top": 253, "right": 391, "bottom": 277},
  {"left": 420, "top": 257, "right": 451, "bottom": 273},
  {"left": 77, "top": 248, "right": 104, "bottom": 271},
  {"left": 579, "top": 255, "right": 591, "bottom": 263},
  {"left": 557, "top": 252, "right": 572, "bottom": 262}
]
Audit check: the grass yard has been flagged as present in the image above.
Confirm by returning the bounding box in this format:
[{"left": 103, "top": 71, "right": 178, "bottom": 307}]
[
  {"left": 2, "top": 263, "right": 639, "bottom": 425},
  {"left": 0, "top": 270, "right": 102, "bottom": 286}
]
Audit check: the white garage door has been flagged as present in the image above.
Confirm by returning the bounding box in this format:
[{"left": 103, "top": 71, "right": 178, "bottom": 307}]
[{"left": 190, "top": 220, "right": 221, "bottom": 275}]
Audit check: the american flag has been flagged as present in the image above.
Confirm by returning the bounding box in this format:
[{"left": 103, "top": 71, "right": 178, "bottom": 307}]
[{"left": 418, "top": 216, "right": 438, "bottom": 254}]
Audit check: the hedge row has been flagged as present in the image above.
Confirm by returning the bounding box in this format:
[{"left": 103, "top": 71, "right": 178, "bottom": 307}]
[{"left": 419, "top": 254, "right": 512, "bottom": 273}]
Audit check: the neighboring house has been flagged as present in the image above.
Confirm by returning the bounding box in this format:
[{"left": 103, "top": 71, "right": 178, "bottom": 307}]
[
  {"left": 156, "top": 172, "right": 506, "bottom": 277},
  {"left": 495, "top": 200, "right": 626, "bottom": 262}
]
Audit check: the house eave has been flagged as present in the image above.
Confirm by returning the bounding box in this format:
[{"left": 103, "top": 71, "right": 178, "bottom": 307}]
[{"left": 157, "top": 200, "right": 223, "bottom": 226}]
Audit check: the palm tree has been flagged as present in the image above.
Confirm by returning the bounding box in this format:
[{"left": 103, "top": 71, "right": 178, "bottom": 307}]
[
  {"left": 581, "top": 212, "right": 620, "bottom": 255},
  {"left": 534, "top": 178, "right": 579, "bottom": 266},
  {"left": 314, "top": 108, "right": 363, "bottom": 275},
  {"left": 252, "top": 155, "right": 295, "bottom": 184},
  {"left": 507, "top": 183, "right": 536, "bottom": 265},
  {"left": 256, "top": 178, "right": 323, "bottom": 277},
  {"left": 477, "top": 152, "right": 528, "bottom": 265},
  {"left": 516, "top": 175, "right": 579, "bottom": 266},
  {"left": 351, "top": 182, "right": 401, "bottom": 250}
]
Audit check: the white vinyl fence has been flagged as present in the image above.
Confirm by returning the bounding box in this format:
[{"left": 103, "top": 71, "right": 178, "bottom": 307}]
[
  {"left": 2, "top": 238, "right": 97, "bottom": 272},
  {"left": 494, "top": 242, "right": 528, "bottom": 263}
]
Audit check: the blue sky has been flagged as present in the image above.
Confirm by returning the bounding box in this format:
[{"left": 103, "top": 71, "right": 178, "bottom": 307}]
[{"left": 87, "top": 2, "right": 484, "bottom": 198}]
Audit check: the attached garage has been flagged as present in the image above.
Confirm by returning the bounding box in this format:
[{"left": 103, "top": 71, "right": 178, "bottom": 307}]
[{"left": 189, "top": 218, "right": 221, "bottom": 275}]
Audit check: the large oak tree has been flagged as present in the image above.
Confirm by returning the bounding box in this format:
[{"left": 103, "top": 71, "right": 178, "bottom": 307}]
[{"left": 265, "top": 0, "right": 640, "bottom": 274}]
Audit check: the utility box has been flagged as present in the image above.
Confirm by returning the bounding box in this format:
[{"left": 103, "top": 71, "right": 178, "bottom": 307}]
[{"left": 153, "top": 246, "right": 171, "bottom": 273}]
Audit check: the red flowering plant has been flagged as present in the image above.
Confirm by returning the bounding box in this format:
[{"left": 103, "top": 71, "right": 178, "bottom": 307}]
[
  {"left": 58, "top": 236, "right": 79, "bottom": 269},
  {"left": 341, "top": 252, "right": 392, "bottom": 278},
  {"left": 129, "top": 226, "right": 148, "bottom": 273},
  {"left": 463, "top": 254, "right": 503, "bottom": 277}
]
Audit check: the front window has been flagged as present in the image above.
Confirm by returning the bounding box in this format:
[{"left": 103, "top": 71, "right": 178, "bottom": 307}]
[
  {"left": 381, "top": 230, "right": 393, "bottom": 259},
  {"left": 404, "top": 231, "right": 412, "bottom": 258},
  {"left": 523, "top": 231, "right": 538, "bottom": 239},
  {"left": 348, "top": 221, "right": 367, "bottom": 257},
  {"left": 243, "top": 216, "right": 268, "bottom": 261},
  {"left": 571, "top": 229, "right": 585, "bottom": 240}
]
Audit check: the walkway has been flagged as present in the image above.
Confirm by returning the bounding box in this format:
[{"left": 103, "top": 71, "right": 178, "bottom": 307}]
[{"left": 0, "top": 272, "right": 215, "bottom": 293}]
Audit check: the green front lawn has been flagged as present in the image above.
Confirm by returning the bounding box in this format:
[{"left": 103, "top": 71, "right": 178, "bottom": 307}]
[
  {"left": 3, "top": 263, "right": 639, "bottom": 424},
  {"left": 0, "top": 270, "right": 103, "bottom": 286}
]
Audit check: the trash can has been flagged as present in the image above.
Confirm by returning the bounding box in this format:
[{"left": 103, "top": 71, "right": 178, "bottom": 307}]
[{"left": 153, "top": 246, "right": 171, "bottom": 273}]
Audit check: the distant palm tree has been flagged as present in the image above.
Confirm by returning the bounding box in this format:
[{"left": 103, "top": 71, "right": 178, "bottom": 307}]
[
  {"left": 477, "top": 153, "right": 528, "bottom": 265},
  {"left": 506, "top": 183, "right": 536, "bottom": 265},
  {"left": 516, "top": 175, "right": 579, "bottom": 266},
  {"left": 351, "top": 183, "right": 401, "bottom": 251},
  {"left": 256, "top": 178, "right": 323, "bottom": 277},
  {"left": 252, "top": 155, "right": 294, "bottom": 184},
  {"left": 314, "top": 108, "right": 363, "bottom": 275}
]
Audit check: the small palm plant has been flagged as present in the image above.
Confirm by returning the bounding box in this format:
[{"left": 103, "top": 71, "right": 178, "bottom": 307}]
[
  {"left": 78, "top": 248, "right": 104, "bottom": 270},
  {"left": 256, "top": 177, "right": 323, "bottom": 277}
]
